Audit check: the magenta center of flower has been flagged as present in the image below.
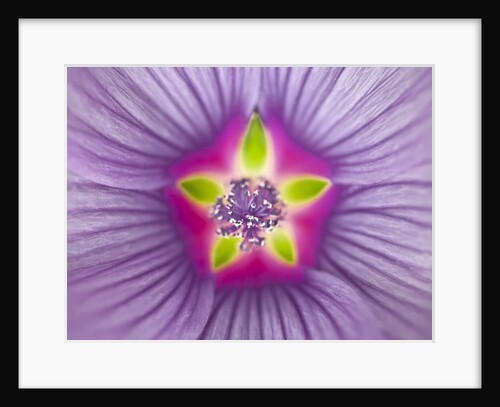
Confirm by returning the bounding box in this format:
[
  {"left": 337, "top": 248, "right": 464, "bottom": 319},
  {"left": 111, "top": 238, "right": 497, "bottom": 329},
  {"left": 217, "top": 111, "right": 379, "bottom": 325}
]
[
  {"left": 211, "top": 178, "right": 285, "bottom": 252},
  {"left": 165, "top": 115, "right": 339, "bottom": 288}
]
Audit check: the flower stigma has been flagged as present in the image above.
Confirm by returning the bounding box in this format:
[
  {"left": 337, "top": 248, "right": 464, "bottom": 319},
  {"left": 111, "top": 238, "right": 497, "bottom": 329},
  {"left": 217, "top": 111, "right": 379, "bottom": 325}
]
[{"left": 211, "top": 178, "right": 286, "bottom": 252}]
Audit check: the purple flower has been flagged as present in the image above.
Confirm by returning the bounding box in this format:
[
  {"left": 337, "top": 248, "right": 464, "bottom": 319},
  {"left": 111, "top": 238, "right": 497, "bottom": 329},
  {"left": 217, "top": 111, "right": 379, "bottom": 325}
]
[{"left": 68, "top": 67, "right": 432, "bottom": 340}]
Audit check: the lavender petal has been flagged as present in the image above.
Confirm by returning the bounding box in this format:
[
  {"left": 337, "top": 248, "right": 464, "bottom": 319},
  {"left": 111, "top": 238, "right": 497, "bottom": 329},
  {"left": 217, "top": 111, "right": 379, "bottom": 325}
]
[
  {"left": 67, "top": 173, "right": 214, "bottom": 339},
  {"left": 199, "top": 269, "right": 382, "bottom": 339},
  {"left": 260, "top": 67, "right": 432, "bottom": 185},
  {"left": 68, "top": 67, "right": 260, "bottom": 189},
  {"left": 319, "top": 164, "right": 432, "bottom": 339}
]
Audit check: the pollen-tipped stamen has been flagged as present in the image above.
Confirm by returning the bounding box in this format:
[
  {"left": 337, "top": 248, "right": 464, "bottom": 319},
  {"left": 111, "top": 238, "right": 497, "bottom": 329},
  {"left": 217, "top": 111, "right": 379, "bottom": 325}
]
[{"left": 211, "top": 178, "right": 285, "bottom": 252}]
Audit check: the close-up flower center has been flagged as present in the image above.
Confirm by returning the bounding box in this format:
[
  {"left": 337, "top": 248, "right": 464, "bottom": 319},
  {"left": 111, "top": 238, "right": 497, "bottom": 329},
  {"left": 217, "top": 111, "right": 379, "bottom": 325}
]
[
  {"left": 212, "top": 178, "right": 285, "bottom": 252},
  {"left": 67, "top": 67, "right": 433, "bottom": 340},
  {"left": 168, "top": 112, "right": 337, "bottom": 284}
]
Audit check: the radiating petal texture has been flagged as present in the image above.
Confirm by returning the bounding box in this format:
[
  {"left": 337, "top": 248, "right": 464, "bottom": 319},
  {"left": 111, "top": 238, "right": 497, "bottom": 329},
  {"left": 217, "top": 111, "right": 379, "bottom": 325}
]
[
  {"left": 259, "top": 67, "right": 432, "bottom": 339},
  {"left": 67, "top": 173, "right": 214, "bottom": 339},
  {"left": 67, "top": 67, "right": 432, "bottom": 340},
  {"left": 318, "top": 162, "right": 432, "bottom": 339},
  {"left": 199, "top": 269, "right": 381, "bottom": 339},
  {"left": 260, "top": 67, "right": 432, "bottom": 185},
  {"left": 68, "top": 67, "right": 261, "bottom": 189}
]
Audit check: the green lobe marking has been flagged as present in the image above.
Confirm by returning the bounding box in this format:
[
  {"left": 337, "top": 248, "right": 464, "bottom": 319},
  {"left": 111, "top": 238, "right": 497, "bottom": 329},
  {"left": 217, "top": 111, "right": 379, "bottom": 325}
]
[
  {"left": 281, "top": 176, "right": 331, "bottom": 205},
  {"left": 269, "top": 229, "right": 297, "bottom": 265},
  {"left": 241, "top": 113, "right": 268, "bottom": 175},
  {"left": 179, "top": 176, "right": 224, "bottom": 205},
  {"left": 212, "top": 236, "right": 242, "bottom": 271}
]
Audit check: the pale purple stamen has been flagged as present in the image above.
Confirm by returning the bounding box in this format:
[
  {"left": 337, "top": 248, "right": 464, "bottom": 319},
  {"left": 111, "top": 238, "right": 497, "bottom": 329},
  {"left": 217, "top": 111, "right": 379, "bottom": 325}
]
[{"left": 211, "top": 178, "right": 285, "bottom": 251}]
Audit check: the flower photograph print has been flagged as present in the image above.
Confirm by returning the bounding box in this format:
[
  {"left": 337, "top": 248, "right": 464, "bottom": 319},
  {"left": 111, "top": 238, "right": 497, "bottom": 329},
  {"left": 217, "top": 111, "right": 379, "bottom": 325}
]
[{"left": 67, "top": 67, "right": 432, "bottom": 340}]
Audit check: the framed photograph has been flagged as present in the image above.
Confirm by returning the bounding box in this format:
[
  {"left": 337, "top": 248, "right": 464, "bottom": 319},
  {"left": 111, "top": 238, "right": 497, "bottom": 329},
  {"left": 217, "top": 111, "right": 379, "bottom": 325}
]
[{"left": 19, "top": 19, "right": 482, "bottom": 388}]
